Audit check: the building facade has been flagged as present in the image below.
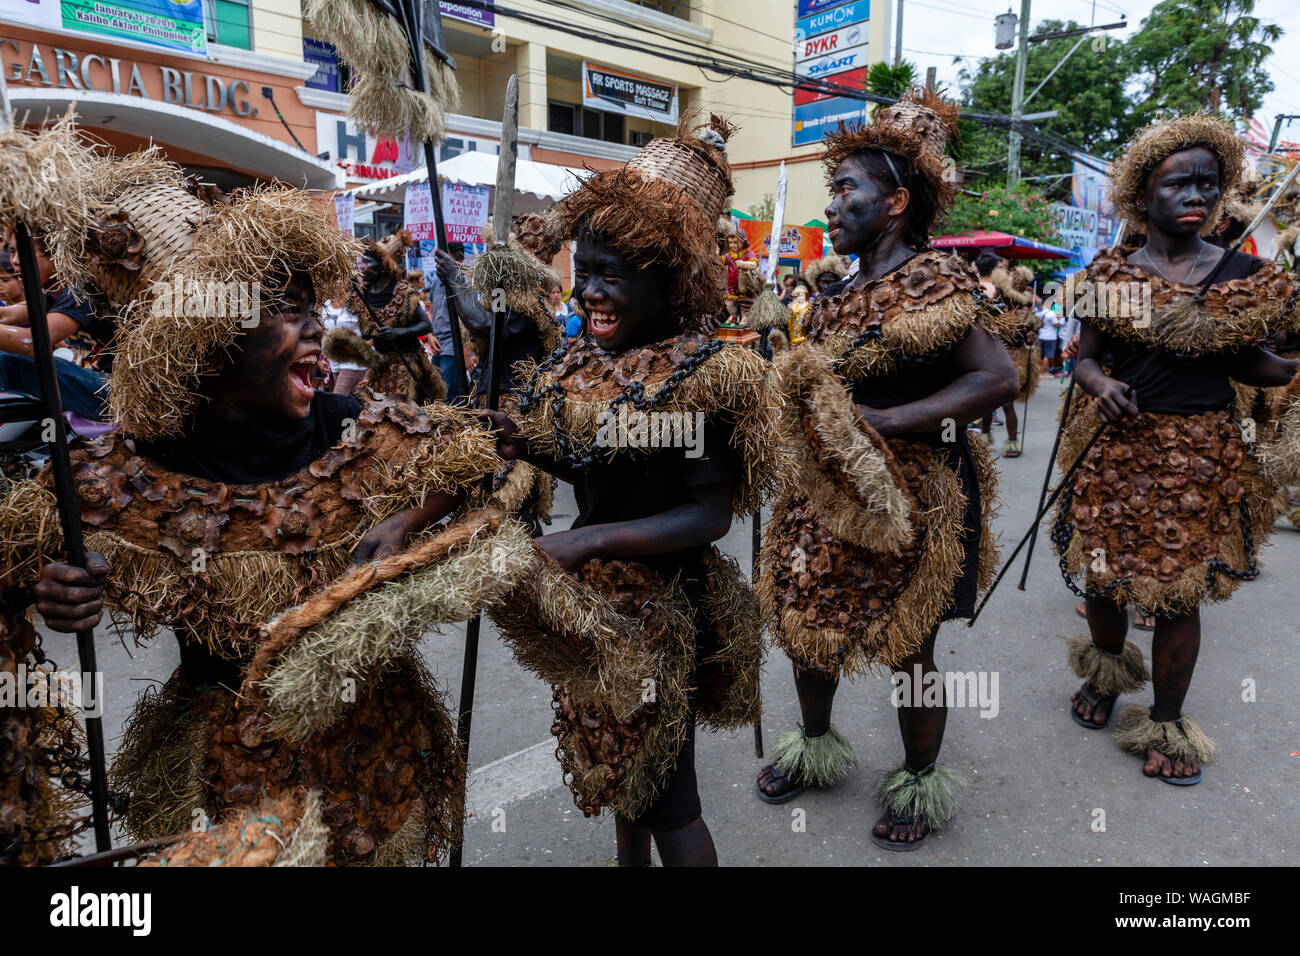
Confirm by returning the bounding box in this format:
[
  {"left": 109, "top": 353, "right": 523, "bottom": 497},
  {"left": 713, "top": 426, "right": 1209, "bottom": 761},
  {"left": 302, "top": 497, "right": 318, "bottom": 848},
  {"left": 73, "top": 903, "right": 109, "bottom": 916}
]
[{"left": 3, "top": 0, "right": 893, "bottom": 228}]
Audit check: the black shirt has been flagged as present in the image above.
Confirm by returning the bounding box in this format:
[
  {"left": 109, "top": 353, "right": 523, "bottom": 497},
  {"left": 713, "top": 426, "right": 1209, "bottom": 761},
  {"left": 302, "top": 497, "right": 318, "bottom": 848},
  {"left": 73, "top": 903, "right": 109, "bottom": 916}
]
[
  {"left": 49, "top": 286, "right": 116, "bottom": 370},
  {"left": 135, "top": 391, "right": 361, "bottom": 485},
  {"left": 1092, "top": 251, "right": 1264, "bottom": 416},
  {"left": 570, "top": 415, "right": 741, "bottom": 581}
]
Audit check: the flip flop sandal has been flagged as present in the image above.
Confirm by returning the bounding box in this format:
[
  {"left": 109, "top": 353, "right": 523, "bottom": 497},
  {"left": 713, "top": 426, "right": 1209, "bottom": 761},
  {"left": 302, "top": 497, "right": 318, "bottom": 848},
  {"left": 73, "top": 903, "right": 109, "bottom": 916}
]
[
  {"left": 755, "top": 763, "right": 806, "bottom": 805},
  {"left": 1150, "top": 747, "right": 1203, "bottom": 786},
  {"left": 1069, "top": 683, "right": 1116, "bottom": 729},
  {"left": 872, "top": 811, "right": 930, "bottom": 852},
  {"left": 1076, "top": 603, "right": 1088, "bottom": 619},
  {"left": 1133, "top": 612, "right": 1156, "bottom": 632}
]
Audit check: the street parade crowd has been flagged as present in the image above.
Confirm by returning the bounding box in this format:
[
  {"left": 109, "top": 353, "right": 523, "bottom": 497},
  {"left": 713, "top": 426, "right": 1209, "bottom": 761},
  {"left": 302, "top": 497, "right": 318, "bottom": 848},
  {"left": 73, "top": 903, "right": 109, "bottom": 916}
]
[{"left": 3, "top": 83, "right": 1300, "bottom": 868}]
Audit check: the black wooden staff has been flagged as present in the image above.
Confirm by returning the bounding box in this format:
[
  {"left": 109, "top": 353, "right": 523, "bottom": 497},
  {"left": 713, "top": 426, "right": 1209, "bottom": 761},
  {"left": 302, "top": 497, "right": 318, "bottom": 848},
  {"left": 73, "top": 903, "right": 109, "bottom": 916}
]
[{"left": 13, "top": 221, "right": 112, "bottom": 852}]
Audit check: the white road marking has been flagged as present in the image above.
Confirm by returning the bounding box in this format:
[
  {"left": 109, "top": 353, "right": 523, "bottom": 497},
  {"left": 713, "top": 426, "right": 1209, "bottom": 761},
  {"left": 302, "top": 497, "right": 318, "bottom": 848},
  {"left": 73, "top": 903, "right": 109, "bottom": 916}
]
[{"left": 465, "top": 739, "right": 561, "bottom": 823}]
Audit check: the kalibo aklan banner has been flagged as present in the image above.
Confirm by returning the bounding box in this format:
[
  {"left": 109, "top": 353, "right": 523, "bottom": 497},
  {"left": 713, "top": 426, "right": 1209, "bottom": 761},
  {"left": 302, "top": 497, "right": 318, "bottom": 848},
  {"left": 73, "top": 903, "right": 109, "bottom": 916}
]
[{"left": 60, "top": 0, "right": 207, "bottom": 54}]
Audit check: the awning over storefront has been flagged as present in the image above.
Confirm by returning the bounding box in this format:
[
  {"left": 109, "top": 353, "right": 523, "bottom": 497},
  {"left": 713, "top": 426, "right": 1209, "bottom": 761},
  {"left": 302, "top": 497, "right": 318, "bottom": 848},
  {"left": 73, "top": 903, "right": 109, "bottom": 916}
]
[
  {"left": 933, "top": 230, "right": 1072, "bottom": 260},
  {"left": 350, "top": 152, "right": 591, "bottom": 213},
  {"left": 12, "top": 88, "right": 343, "bottom": 191}
]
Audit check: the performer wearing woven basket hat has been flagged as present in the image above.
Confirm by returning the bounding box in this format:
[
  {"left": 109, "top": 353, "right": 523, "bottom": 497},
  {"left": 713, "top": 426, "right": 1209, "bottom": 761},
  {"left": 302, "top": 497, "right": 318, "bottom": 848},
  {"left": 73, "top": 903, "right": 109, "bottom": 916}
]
[
  {"left": 6, "top": 150, "right": 534, "bottom": 864},
  {"left": 754, "top": 89, "right": 1020, "bottom": 849},
  {"left": 482, "top": 115, "right": 781, "bottom": 866},
  {"left": 1055, "top": 114, "right": 1300, "bottom": 785}
]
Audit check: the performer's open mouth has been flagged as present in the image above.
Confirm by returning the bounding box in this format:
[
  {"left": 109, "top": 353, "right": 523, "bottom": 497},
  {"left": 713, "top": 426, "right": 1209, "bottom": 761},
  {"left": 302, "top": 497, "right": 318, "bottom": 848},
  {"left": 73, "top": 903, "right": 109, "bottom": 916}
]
[
  {"left": 587, "top": 308, "right": 620, "bottom": 338},
  {"left": 288, "top": 352, "right": 319, "bottom": 397}
]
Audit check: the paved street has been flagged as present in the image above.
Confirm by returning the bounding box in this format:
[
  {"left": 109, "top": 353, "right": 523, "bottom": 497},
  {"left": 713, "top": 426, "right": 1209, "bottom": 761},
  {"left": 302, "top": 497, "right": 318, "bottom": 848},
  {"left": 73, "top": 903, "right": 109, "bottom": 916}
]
[{"left": 72, "top": 377, "right": 1300, "bottom": 866}]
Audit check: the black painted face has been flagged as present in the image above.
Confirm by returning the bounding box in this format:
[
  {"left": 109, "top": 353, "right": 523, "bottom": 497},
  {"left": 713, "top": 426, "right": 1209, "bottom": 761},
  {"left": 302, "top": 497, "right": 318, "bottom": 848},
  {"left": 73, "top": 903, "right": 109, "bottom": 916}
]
[
  {"left": 816, "top": 272, "right": 838, "bottom": 294},
  {"left": 1140, "top": 146, "right": 1221, "bottom": 239},
  {"left": 211, "top": 270, "right": 320, "bottom": 422},
  {"left": 825, "top": 154, "right": 906, "bottom": 256},
  {"left": 571, "top": 230, "right": 675, "bottom": 351}
]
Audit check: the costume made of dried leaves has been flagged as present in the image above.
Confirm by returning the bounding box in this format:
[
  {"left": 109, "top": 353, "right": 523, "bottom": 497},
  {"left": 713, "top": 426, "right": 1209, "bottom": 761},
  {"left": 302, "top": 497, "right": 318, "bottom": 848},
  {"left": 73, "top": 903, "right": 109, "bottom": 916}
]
[
  {"left": 137, "top": 791, "right": 328, "bottom": 867},
  {"left": 489, "top": 548, "right": 761, "bottom": 819},
  {"left": 1061, "top": 249, "right": 1300, "bottom": 356},
  {"left": 513, "top": 332, "right": 783, "bottom": 517},
  {"left": 1054, "top": 397, "right": 1278, "bottom": 616},
  {"left": 760, "top": 251, "right": 1005, "bottom": 678},
  {"left": 989, "top": 266, "right": 1042, "bottom": 400},
  {"left": 0, "top": 596, "right": 94, "bottom": 866},
  {"left": 1, "top": 395, "right": 496, "bottom": 657},
  {"left": 463, "top": 227, "right": 564, "bottom": 359}
]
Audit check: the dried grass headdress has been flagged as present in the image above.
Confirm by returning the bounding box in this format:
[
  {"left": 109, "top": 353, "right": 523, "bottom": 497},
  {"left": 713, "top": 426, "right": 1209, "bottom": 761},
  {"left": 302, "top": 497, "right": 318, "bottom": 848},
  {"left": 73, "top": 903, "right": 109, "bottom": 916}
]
[
  {"left": 553, "top": 113, "right": 737, "bottom": 320},
  {"left": 109, "top": 185, "right": 362, "bottom": 439},
  {"left": 1109, "top": 113, "right": 1245, "bottom": 236},
  {"left": 820, "top": 86, "right": 961, "bottom": 231}
]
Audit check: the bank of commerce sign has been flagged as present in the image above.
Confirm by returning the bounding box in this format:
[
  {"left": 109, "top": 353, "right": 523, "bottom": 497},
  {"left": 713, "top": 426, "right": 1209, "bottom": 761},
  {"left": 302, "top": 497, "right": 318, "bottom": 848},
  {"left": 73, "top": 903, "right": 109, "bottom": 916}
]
[{"left": 581, "top": 61, "right": 678, "bottom": 125}]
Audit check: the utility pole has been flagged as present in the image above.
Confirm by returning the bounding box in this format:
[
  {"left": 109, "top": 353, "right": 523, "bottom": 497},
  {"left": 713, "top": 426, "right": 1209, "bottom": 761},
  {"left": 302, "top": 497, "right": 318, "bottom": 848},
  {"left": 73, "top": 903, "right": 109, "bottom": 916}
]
[
  {"left": 1007, "top": 0, "right": 1031, "bottom": 189},
  {"left": 895, "top": 0, "right": 904, "bottom": 66}
]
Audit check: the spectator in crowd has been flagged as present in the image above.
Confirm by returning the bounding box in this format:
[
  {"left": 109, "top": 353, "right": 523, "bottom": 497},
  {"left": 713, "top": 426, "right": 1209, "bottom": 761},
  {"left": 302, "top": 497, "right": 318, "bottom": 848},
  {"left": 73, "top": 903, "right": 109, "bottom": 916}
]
[{"left": 426, "top": 240, "right": 466, "bottom": 402}]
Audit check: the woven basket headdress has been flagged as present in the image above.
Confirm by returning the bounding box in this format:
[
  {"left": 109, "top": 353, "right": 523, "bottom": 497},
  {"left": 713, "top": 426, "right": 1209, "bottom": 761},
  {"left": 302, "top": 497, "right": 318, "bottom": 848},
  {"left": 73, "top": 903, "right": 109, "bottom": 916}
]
[{"left": 554, "top": 113, "right": 738, "bottom": 320}]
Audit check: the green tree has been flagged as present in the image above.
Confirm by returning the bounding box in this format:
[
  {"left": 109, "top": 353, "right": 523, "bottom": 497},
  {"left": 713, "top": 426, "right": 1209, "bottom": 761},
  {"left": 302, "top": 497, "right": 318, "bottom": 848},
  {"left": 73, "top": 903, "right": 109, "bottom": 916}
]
[
  {"left": 1123, "top": 0, "right": 1281, "bottom": 124},
  {"left": 958, "top": 19, "right": 1137, "bottom": 191},
  {"left": 747, "top": 193, "right": 774, "bottom": 221},
  {"left": 867, "top": 61, "right": 917, "bottom": 98},
  {"left": 945, "top": 181, "right": 1064, "bottom": 278}
]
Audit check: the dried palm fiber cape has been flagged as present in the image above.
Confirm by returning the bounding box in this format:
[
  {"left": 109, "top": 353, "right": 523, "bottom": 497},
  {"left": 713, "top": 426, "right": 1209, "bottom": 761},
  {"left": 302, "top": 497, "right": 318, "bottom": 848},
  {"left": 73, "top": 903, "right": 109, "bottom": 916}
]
[
  {"left": 303, "top": 0, "right": 459, "bottom": 146},
  {"left": 1053, "top": 115, "right": 1300, "bottom": 768},
  {"left": 327, "top": 231, "right": 446, "bottom": 402},
  {"left": 758, "top": 90, "right": 1008, "bottom": 824},
  {"left": 487, "top": 116, "right": 783, "bottom": 818},
  {"left": 990, "top": 263, "right": 1042, "bottom": 399},
  {"left": 0, "top": 171, "right": 537, "bottom": 863}
]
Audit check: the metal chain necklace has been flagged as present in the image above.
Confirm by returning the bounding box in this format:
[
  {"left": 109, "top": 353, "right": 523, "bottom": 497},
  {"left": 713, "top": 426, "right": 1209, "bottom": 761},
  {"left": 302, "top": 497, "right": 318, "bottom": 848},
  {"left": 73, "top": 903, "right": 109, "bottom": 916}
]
[{"left": 1135, "top": 242, "right": 1210, "bottom": 286}]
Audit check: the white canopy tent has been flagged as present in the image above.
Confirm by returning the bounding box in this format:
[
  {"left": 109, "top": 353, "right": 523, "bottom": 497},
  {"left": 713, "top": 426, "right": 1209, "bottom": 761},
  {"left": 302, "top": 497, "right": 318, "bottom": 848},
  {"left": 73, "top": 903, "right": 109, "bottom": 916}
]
[{"left": 348, "top": 151, "right": 592, "bottom": 215}]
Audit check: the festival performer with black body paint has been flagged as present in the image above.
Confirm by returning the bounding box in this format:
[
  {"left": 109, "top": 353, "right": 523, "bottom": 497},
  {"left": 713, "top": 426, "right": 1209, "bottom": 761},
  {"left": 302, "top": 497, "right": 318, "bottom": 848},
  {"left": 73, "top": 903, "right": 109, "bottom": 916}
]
[
  {"left": 978, "top": 255, "right": 1041, "bottom": 458},
  {"left": 324, "top": 229, "right": 447, "bottom": 404},
  {"left": 753, "top": 89, "right": 1020, "bottom": 849},
  {"left": 1055, "top": 115, "right": 1300, "bottom": 785},
  {"left": 3, "top": 153, "right": 534, "bottom": 865},
  {"left": 482, "top": 116, "right": 781, "bottom": 867}
]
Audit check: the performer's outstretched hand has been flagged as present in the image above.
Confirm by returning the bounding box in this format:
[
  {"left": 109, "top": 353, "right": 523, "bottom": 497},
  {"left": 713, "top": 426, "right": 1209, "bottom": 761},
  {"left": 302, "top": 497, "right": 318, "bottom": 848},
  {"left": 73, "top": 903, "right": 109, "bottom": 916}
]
[
  {"left": 477, "top": 408, "right": 527, "bottom": 460},
  {"left": 348, "top": 492, "right": 464, "bottom": 567},
  {"left": 35, "top": 553, "right": 108, "bottom": 633}
]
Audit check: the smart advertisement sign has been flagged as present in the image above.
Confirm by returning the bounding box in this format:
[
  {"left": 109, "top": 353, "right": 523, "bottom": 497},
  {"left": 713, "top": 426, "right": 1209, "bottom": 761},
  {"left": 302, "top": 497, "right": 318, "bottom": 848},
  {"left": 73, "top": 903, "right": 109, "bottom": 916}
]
[{"left": 793, "top": 0, "right": 870, "bottom": 146}]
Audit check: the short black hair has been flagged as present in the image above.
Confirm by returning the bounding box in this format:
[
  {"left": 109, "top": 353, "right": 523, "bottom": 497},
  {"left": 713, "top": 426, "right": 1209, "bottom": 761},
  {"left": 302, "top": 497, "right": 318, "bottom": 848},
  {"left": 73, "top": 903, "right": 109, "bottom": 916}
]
[{"left": 975, "top": 251, "right": 1000, "bottom": 276}]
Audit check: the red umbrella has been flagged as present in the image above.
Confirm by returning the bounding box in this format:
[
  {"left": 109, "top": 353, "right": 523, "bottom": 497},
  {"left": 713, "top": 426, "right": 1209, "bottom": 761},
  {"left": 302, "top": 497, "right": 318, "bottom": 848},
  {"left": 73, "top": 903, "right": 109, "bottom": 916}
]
[{"left": 933, "top": 230, "right": 1072, "bottom": 260}]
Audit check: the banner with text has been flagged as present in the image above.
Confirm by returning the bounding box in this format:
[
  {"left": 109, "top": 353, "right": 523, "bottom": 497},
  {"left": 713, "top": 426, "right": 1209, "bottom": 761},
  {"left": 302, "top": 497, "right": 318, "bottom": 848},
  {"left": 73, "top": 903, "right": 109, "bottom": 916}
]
[
  {"left": 582, "top": 61, "right": 679, "bottom": 124},
  {"left": 61, "top": 0, "right": 207, "bottom": 54},
  {"left": 440, "top": 181, "right": 490, "bottom": 245},
  {"left": 404, "top": 181, "right": 437, "bottom": 243}
]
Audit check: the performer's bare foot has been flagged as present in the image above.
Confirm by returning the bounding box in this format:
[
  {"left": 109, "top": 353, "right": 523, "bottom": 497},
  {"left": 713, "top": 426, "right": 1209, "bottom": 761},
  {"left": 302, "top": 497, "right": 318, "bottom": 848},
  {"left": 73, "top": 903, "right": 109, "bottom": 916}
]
[
  {"left": 1134, "top": 610, "right": 1156, "bottom": 630},
  {"left": 872, "top": 811, "right": 930, "bottom": 846},
  {"left": 1071, "top": 682, "right": 1116, "bottom": 726},
  {"left": 755, "top": 763, "right": 803, "bottom": 803},
  {"left": 1143, "top": 746, "right": 1200, "bottom": 781}
]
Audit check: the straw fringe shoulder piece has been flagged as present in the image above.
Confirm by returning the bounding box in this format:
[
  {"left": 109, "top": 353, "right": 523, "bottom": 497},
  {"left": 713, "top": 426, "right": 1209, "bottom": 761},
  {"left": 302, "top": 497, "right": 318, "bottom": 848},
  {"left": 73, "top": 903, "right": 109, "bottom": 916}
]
[
  {"left": 512, "top": 332, "right": 787, "bottom": 518},
  {"left": 758, "top": 250, "right": 1004, "bottom": 678},
  {"left": 0, "top": 395, "right": 497, "bottom": 657}
]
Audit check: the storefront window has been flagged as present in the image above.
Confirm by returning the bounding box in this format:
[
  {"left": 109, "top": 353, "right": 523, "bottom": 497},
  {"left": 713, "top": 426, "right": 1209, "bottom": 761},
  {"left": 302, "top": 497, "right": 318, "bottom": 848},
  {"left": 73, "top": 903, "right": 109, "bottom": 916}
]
[
  {"left": 205, "top": 0, "right": 252, "bottom": 50},
  {"left": 548, "top": 100, "right": 626, "bottom": 145}
]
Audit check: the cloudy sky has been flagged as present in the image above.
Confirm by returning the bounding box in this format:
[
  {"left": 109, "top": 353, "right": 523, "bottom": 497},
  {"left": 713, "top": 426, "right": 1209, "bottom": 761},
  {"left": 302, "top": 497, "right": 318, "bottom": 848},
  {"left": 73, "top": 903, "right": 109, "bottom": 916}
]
[{"left": 893, "top": 0, "right": 1300, "bottom": 136}]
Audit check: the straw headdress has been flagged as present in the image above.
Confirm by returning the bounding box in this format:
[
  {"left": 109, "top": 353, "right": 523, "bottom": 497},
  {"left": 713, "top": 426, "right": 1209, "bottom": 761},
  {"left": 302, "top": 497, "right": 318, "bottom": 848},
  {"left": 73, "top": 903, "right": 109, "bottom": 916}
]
[
  {"left": 820, "top": 86, "right": 962, "bottom": 229},
  {"left": 109, "top": 184, "right": 362, "bottom": 439},
  {"left": 1108, "top": 113, "right": 1245, "bottom": 236},
  {"left": 553, "top": 113, "right": 738, "bottom": 320}
]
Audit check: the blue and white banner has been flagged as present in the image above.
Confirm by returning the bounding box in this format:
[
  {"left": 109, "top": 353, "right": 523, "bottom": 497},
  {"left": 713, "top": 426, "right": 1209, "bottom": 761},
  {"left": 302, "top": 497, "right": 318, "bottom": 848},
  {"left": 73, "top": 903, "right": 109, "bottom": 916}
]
[
  {"left": 796, "top": 0, "right": 868, "bottom": 42},
  {"left": 793, "top": 94, "right": 867, "bottom": 147}
]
